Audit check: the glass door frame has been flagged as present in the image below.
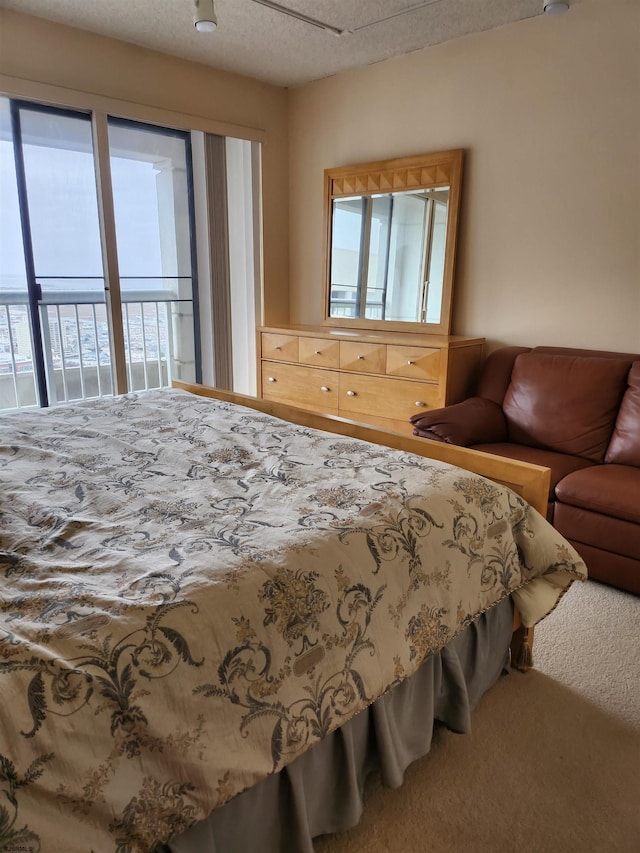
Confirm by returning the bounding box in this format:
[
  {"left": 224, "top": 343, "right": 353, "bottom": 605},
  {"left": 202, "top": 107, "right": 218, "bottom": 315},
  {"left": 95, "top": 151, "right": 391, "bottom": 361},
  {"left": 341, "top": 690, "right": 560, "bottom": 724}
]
[
  {"left": 8, "top": 98, "right": 73, "bottom": 407},
  {"left": 106, "top": 115, "right": 202, "bottom": 388},
  {"left": 6, "top": 98, "right": 202, "bottom": 408}
]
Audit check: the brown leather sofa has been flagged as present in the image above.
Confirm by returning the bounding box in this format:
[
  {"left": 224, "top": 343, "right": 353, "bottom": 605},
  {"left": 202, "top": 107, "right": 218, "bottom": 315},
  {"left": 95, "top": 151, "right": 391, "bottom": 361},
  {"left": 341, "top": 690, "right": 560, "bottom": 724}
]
[{"left": 410, "top": 346, "right": 640, "bottom": 596}]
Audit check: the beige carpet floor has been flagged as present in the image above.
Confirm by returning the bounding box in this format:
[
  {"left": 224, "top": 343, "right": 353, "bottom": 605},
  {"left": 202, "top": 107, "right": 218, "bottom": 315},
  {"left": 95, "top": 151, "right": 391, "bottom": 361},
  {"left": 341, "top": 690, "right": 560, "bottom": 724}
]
[{"left": 315, "top": 580, "right": 640, "bottom": 853}]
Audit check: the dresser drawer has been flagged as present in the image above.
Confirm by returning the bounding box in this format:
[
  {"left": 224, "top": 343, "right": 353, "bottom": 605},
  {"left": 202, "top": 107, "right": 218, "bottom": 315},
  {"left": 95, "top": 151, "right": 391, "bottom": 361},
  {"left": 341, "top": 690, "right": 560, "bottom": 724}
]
[
  {"left": 258, "top": 326, "right": 485, "bottom": 431},
  {"left": 340, "top": 342, "right": 386, "bottom": 374},
  {"left": 338, "top": 374, "right": 442, "bottom": 420},
  {"left": 386, "top": 346, "right": 441, "bottom": 382},
  {"left": 261, "top": 333, "right": 299, "bottom": 362},
  {"left": 298, "top": 337, "right": 340, "bottom": 368},
  {"left": 262, "top": 362, "right": 339, "bottom": 414}
]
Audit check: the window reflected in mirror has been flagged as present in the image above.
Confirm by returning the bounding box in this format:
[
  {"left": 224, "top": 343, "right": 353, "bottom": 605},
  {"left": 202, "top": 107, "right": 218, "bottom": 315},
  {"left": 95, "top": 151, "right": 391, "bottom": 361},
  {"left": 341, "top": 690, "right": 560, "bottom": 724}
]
[
  {"left": 323, "top": 149, "right": 463, "bottom": 335},
  {"left": 329, "top": 188, "right": 449, "bottom": 324}
]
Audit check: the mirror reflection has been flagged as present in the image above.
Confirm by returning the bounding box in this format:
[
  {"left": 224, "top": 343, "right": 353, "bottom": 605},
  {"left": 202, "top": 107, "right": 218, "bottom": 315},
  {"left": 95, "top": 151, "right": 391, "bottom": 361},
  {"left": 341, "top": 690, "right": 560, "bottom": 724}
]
[
  {"left": 329, "top": 187, "right": 449, "bottom": 323},
  {"left": 323, "top": 149, "right": 463, "bottom": 334}
]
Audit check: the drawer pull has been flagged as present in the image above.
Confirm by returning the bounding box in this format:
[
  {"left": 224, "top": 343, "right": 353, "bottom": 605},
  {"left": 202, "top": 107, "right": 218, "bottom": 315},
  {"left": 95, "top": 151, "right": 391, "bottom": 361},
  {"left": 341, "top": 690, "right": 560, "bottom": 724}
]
[
  {"left": 274, "top": 346, "right": 281, "bottom": 351},
  {"left": 315, "top": 350, "right": 321, "bottom": 355},
  {"left": 407, "top": 360, "right": 414, "bottom": 365},
  {"left": 268, "top": 376, "right": 276, "bottom": 383},
  {"left": 320, "top": 386, "right": 330, "bottom": 392},
  {"left": 346, "top": 390, "right": 357, "bottom": 397},
  {"left": 357, "top": 355, "right": 364, "bottom": 360},
  {"left": 415, "top": 401, "right": 426, "bottom": 407}
]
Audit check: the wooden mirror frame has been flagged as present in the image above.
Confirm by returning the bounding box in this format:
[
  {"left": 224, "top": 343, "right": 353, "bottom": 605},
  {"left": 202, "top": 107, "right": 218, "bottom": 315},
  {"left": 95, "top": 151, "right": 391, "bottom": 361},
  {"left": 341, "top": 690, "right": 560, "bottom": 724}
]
[{"left": 322, "top": 148, "right": 464, "bottom": 335}]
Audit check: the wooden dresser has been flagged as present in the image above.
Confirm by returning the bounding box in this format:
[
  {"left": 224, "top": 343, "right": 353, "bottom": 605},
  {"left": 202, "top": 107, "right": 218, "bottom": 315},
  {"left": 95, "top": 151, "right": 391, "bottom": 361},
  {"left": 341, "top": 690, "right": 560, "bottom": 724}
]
[{"left": 258, "top": 325, "right": 485, "bottom": 434}]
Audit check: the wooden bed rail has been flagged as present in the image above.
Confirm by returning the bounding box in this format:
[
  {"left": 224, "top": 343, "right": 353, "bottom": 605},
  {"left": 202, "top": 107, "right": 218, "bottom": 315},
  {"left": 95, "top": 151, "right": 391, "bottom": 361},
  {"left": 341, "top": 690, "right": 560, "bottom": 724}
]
[
  {"left": 173, "top": 381, "right": 548, "bottom": 672},
  {"left": 173, "top": 381, "right": 550, "bottom": 517}
]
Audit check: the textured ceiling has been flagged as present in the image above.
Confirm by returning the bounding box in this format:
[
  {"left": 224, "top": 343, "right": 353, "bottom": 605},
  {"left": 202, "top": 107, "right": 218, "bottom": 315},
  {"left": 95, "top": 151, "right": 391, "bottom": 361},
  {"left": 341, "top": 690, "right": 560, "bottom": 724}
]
[{"left": 0, "top": 0, "right": 576, "bottom": 87}]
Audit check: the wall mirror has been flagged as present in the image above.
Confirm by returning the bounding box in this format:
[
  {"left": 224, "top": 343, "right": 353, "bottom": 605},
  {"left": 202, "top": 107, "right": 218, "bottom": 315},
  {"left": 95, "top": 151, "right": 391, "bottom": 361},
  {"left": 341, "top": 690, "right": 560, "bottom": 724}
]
[{"left": 323, "top": 149, "right": 464, "bottom": 335}]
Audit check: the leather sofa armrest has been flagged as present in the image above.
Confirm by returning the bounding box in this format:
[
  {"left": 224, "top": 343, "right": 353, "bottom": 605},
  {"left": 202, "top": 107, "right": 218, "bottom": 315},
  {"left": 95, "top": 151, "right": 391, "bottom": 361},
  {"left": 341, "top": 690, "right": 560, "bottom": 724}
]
[{"left": 410, "top": 397, "right": 508, "bottom": 446}]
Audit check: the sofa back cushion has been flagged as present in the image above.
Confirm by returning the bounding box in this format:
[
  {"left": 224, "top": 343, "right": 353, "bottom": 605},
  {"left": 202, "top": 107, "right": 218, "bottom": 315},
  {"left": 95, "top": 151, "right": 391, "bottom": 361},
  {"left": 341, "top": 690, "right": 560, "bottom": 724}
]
[
  {"left": 476, "top": 346, "right": 531, "bottom": 404},
  {"left": 605, "top": 362, "right": 640, "bottom": 467},
  {"left": 502, "top": 352, "right": 631, "bottom": 462}
]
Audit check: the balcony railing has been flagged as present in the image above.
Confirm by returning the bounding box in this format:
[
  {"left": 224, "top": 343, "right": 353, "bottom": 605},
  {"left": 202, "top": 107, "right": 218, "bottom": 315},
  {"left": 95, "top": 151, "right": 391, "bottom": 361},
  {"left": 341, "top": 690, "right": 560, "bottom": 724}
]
[{"left": 0, "top": 284, "right": 193, "bottom": 412}]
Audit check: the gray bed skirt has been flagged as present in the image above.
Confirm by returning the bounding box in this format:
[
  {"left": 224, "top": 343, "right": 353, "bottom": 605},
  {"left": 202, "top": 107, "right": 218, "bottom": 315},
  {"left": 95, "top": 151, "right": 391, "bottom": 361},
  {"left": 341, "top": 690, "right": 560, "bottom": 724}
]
[{"left": 165, "top": 596, "right": 514, "bottom": 853}]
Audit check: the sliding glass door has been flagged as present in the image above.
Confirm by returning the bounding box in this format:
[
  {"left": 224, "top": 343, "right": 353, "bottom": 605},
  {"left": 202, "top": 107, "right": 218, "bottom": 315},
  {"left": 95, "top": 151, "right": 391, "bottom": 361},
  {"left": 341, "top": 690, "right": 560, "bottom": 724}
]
[
  {"left": 108, "top": 118, "right": 199, "bottom": 392},
  {"left": 0, "top": 97, "right": 200, "bottom": 411},
  {"left": 16, "top": 102, "right": 112, "bottom": 406},
  {"left": 0, "top": 98, "right": 39, "bottom": 408}
]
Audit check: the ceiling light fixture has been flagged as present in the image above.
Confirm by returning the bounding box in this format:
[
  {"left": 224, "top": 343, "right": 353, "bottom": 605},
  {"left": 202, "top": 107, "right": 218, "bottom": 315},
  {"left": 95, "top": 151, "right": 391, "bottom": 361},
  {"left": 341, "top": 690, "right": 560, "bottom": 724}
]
[
  {"left": 543, "top": 2, "right": 570, "bottom": 14},
  {"left": 194, "top": 0, "right": 217, "bottom": 33}
]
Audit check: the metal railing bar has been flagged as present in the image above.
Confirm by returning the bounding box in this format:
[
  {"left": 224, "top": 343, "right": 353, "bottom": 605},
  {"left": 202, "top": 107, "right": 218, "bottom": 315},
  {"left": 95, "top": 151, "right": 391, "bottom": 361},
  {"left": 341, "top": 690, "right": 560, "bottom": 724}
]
[
  {"left": 54, "top": 306, "right": 69, "bottom": 402},
  {"left": 74, "top": 304, "right": 87, "bottom": 401},
  {"left": 123, "top": 303, "right": 134, "bottom": 391},
  {"left": 0, "top": 291, "right": 194, "bottom": 306},
  {"left": 165, "top": 303, "right": 174, "bottom": 386},
  {"left": 91, "top": 304, "right": 103, "bottom": 397},
  {"left": 0, "top": 292, "right": 31, "bottom": 306},
  {"left": 154, "top": 302, "right": 163, "bottom": 387},
  {"left": 4, "top": 306, "right": 20, "bottom": 409},
  {"left": 32, "top": 276, "right": 104, "bottom": 281},
  {"left": 140, "top": 303, "right": 150, "bottom": 391},
  {"left": 119, "top": 276, "right": 192, "bottom": 281},
  {"left": 31, "top": 275, "right": 191, "bottom": 281}
]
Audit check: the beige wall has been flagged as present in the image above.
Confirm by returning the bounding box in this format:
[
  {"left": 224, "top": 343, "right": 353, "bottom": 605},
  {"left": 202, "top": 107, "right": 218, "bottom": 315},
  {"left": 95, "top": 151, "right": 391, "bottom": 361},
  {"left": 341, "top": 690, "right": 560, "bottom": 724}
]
[
  {"left": 288, "top": 0, "right": 640, "bottom": 353},
  {"left": 0, "top": 8, "right": 290, "bottom": 327},
  {"left": 2, "top": 3, "right": 638, "bottom": 354}
]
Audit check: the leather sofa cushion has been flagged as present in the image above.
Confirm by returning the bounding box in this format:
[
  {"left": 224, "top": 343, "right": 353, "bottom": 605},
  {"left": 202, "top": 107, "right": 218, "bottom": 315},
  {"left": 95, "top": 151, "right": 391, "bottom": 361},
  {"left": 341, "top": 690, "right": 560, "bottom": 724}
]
[
  {"left": 472, "top": 443, "right": 594, "bottom": 498},
  {"left": 475, "top": 346, "right": 531, "bottom": 404},
  {"left": 555, "top": 464, "right": 640, "bottom": 524},
  {"left": 502, "top": 352, "right": 631, "bottom": 462},
  {"left": 561, "top": 541, "right": 640, "bottom": 596},
  {"left": 410, "top": 397, "right": 507, "bottom": 445},
  {"left": 553, "top": 503, "right": 640, "bottom": 560},
  {"left": 534, "top": 345, "right": 640, "bottom": 360},
  {"left": 605, "top": 362, "right": 640, "bottom": 467}
]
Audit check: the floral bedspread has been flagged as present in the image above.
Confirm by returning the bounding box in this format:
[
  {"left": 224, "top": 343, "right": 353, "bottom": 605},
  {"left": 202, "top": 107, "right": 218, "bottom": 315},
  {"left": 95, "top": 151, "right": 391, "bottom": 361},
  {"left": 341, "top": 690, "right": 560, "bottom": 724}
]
[{"left": 0, "top": 389, "right": 586, "bottom": 852}]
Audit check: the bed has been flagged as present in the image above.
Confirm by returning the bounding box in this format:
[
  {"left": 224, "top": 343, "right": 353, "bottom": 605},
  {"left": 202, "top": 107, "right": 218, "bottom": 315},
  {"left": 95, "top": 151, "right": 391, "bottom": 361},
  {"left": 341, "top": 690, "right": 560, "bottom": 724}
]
[{"left": 0, "top": 383, "right": 587, "bottom": 853}]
